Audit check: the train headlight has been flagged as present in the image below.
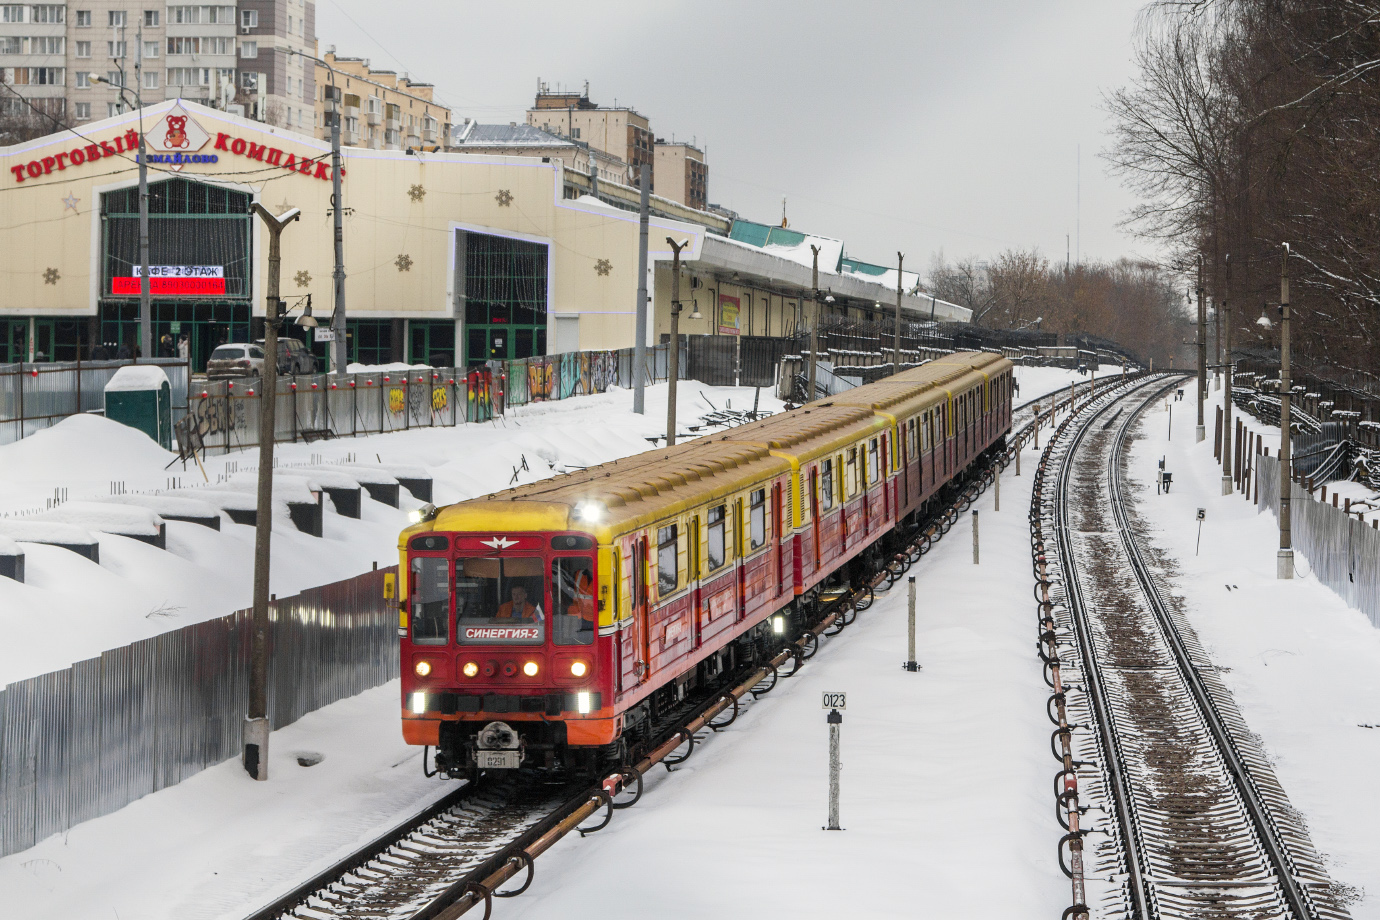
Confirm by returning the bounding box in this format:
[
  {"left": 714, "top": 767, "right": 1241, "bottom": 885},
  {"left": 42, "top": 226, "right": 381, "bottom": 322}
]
[
  {"left": 414, "top": 660, "right": 432, "bottom": 677},
  {"left": 462, "top": 661, "right": 479, "bottom": 678},
  {"left": 522, "top": 661, "right": 539, "bottom": 677},
  {"left": 574, "top": 500, "right": 605, "bottom": 523},
  {"left": 570, "top": 661, "right": 587, "bottom": 677},
  {"left": 409, "top": 692, "right": 427, "bottom": 714},
  {"left": 577, "top": 691, "right": 592, "bottom": 714}
]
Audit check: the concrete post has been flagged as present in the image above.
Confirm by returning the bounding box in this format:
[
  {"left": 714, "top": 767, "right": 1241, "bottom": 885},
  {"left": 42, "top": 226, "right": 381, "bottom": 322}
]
[
  {"left": 972, "top": 509, "right": 979, "bottom": 564},
  {"left": 826, "top": 709, "right": 842, "bottom": 830},
  {"left": 904, "top": 575, "right": 919, "bottom": 672},
  {"left": 632, "top": 167, "right": 650, "bottom": 414}
]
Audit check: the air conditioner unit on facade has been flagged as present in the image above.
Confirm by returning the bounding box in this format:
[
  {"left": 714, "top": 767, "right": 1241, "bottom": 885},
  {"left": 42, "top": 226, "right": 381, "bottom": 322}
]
[
  {"left": 227, "top": 103, "right": 245, "bottom": 116},
  {"left": 240, "top": 25, "right": 250, "bottom": 34}
]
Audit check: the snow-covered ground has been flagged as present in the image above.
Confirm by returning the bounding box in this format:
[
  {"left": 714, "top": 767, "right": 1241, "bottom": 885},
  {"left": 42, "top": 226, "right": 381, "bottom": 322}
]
[
  {"left": 1123, "top": 382, "right": 1380, "bottom": 912},
  {"left": 0, "top": 361, "right": 1120, "bottom": 919}
]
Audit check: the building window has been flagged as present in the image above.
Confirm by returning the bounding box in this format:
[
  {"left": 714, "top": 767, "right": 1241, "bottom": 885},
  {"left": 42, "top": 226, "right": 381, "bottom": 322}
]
[
  {"left": 75, "top": 70, "right": 90, "bottom": 87},
  {"left": 657, "top": 524, "right": 678, "bottom": 595},
  {"left": 142, "top": 69, "right": 158, "bottom": 89},
  {"left": 0, "top": 4, "right": 23, "bottom": 22},
  {"left": 108, "top": 10, "right": 125, "bottom": 26},
  {"left": 106, "top": 70, "right": 123, "bottom": 85},
  {"left": 75, "top": 9, "right": 90, "bottom": 26},
  {"left": 240, "top": 8, "right": 257, "bottom": 29},
  {"left": 75, "top": 40, "right": 91, "bottom": 58},
  {"left": 31, "top": 4, "right": 62, "bottom": 23},
  {"left": 142, "top": 40, "right": 157, "bottom": 58},
  {"left": 144, "top": 9, "right": 158, "bottom": 26},
  {"left": 239, "top": 40, "right": 256, "bottom": 58},
  {"left": 108, "top": 41, "right": 125, "bottom": 58},
  {"left": 461, "top": 231, "right": 550, "bottom": 366},
  {"left": 572, "top": 127, "right": 580, "bottom": 139},
  {"left": 26, "top": 35, "right": 63, "bottom": 53},
  {"left": 75, "top": 101, "right": 90, "bottom": 119}
]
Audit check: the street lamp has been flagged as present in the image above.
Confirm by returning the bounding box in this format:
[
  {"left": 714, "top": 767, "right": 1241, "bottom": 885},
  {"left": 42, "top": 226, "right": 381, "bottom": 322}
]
[
  {"left": 288, "top": 48, "right": 348, "bottom": 378},
  {"left": 92, "top": 68, "right": 150, "bottom": 362},
  {"left": 1278, "top": 244, "right": 1294, "bottom": 580}
]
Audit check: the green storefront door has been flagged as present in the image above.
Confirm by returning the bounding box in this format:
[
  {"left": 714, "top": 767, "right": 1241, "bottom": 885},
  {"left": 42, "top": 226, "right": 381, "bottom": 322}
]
[{"left": 1, "top": 320, "right": 27, "bottom": 363}]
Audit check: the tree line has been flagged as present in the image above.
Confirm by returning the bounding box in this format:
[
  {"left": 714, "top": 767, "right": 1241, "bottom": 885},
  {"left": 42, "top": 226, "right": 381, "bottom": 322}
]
[
  {"left": 1105, "top": 0, "right": 1380, "bottom": 380},
  {"left": 927, "top": 251, "right": 1192, "bottom": 369}
]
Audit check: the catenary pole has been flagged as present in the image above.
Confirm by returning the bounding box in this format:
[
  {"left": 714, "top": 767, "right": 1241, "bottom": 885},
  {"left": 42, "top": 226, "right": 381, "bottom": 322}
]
[
  {"left": 808, "top": 245, "right": 821, "bottom": 402},
  {"left": 1196, "top": 254, "right": 1206, "bottom": 442},
  {"left": 245, "top": 204, "right": 300, "bottom": 780},
  {"left": 1222, "top": 254, "right": 1233, "bottom": 495},
  {"left": 894, "top": 252, "right": 903, "bottom": 376},
  {"left": 633, "top": 167, "right": 650, "bottom": 414},
  {"left": 1278, "top": 244, "right": 1294, "bottom": 579},
  {"left": 666, "top": 237, "right": 688, "bottom": 446}
]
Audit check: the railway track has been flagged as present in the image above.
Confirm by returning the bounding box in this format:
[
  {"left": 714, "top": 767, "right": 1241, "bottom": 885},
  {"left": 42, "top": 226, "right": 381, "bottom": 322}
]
[
  {"left": 242, "top": 379, "right": 1110, "bottom": 920},
  {"left": 1034, "top": 376, "right": 1352, "bottom": 920}
]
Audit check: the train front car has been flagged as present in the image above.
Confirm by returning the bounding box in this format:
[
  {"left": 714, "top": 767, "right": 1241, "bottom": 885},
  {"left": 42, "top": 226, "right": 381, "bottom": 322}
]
[{"left": 399, "top": 501, "right": 613, "bottom": 778}]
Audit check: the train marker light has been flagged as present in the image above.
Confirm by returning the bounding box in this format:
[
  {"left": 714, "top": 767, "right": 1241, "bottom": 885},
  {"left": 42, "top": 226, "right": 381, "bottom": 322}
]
[
  {"left": 570, "top": 660, "right": 588, "bottom": 677},
  {"left": 410, "top": 692, "right": 427, "bottom": 714},
  {"left": 772, "top": 614, "right": 785, "bottom": 635},
  {"left": 523, "top": 661, "right": 540, "bottom": 677},
  {"left": 407, "top": 502, "right": 439, "bottom": 525},
  {"left": 414, "top": 660, "right": 432, "bottom": 677},
  {"left": 574, "top": 500, "right": 605, "bottom": 523},
  {"left": 577, "top": 691, "right": 592, "bottom": 714},
  {"left": 463, "top": 661, "right": 479, "bottom": 678}
]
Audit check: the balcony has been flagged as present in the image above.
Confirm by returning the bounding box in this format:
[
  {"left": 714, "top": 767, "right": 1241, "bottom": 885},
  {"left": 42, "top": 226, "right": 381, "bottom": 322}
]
[
  {"left": 386, "top": 117, "right": 401, "bottom": 131},
  {"left": 367, "top": 110, "right": 381, "bottom": 125},
  {"left": 422, "top": 126, "right": 437, "bottom": 142}
]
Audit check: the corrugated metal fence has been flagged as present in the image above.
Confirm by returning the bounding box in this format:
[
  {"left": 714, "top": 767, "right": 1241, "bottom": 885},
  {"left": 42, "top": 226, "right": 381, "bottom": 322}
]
[
  {"left": 0, "top": 566, "right": 396, "bottom": 858},
  {"left": 1257, "top": 454, "right": 1380, "bottom": 626},
  {"left": 0, "top": 360, "right": 191, "bottom": 446}
]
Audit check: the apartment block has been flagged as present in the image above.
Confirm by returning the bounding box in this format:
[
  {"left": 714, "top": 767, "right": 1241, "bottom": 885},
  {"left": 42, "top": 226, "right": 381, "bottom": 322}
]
[
  {"left": 525, "top": 82, "right": 653, "bottom": 180},
  {"left": 0, "top": 1, "right": 312, "bottom": 132},
  {"left": 653, "top": 139, "right": 706, "bottom": 211},
  {"left": 449, "top": 118, "right": 627, "bottom": 184},
  {"left": 313, "top": 49, "right": 450, "bottom": 150}
]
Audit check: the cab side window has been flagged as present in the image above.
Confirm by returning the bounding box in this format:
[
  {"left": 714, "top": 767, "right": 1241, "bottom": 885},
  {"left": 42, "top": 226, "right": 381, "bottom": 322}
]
[
  {"left": 410, "top": 556, "right": 449, "bottom": 645},
  {"left": 707, "top": 505, "right": 726, "bottom": 570},
  {"left": 657, "top": 524, "right": 678, "bottom": 594}
]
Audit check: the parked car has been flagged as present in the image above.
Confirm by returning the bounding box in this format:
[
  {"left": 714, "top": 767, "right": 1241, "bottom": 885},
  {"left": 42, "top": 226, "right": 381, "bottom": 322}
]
[
  {"left": 206, "top": 343, "right": 266, "bottom": 379},
  {"left": 255, "top": 337, "right": 316, "bottom": 375}
]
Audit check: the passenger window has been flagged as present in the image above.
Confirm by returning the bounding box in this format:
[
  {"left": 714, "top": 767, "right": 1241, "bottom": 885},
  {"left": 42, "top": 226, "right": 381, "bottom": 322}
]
[
  {"left": 707, "top": 505, "right": 726, "bottom": 570},
  {"left": 657, "top": 524, "right": 678, "bottom": 595},
  {"left": 749, "top": 489, "right": 766, "bottom": 549},
  {"left": 867, "top": 439, "right": 879, "bottom": 484},
  {"left": 551, "top": 557, "right": 595, "bottom": 646},
  {"left": 410, "top": 556, "right": 450, "bottom": 645},
  {"left": 820, "top": 460, "right": 834, "bottom": 511},
  {"left": 845, "top": 449, "right": 858, "bottom": 497}
]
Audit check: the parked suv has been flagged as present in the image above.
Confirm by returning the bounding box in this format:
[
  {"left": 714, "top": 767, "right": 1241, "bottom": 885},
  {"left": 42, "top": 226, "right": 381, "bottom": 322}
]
[
  {"left": 256, "top": 337, "right": 316, "bottom": 375},
  {"left": 206, "top": 343, "right": 266, "bottom": 379}
]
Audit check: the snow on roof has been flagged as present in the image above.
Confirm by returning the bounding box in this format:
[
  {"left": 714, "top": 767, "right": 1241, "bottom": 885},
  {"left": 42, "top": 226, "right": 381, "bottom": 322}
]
[
  {"left": 107, "top": 493, "right": 222, "bottom": 519},
  {"left": 0, "top": 519, "right": 98, "bottom": 545},
  {"left": 574, "top": 194, "right": 621, "bottom": 211},
  {"left": 104, "top": 365, "right": 170, "bottom": 392},
  {"left": 167, "top": 488, "right": 258, "bottom": 511},
  {"left": 226, "top": 471, "right": 319, "bottom": 503},
  {"left": 36, "top": 501, "right": 163, "bottom": 536},
  {"left": 346, "top": 362, "right": 432, "bottom": 373},
  {"left": 279, "top": 466, "right": 362, "bottom": 490},
  {"left": 307, "top": 464, "right": 397, "bottom": 485},
  {"left": 342, "top": 462, "right": 430, "bottom": 480}
]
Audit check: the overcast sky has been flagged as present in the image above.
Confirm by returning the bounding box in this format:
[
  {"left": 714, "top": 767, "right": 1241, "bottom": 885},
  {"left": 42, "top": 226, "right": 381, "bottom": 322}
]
[{"left": 317, "top": 0, "right": 1156, "bottom": 276}]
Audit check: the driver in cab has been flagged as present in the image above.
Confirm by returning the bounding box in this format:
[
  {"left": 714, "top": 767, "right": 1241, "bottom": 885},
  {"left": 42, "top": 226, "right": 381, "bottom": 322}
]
[{"left": 496, "top": 584, "right": 543, "bottom": 622}]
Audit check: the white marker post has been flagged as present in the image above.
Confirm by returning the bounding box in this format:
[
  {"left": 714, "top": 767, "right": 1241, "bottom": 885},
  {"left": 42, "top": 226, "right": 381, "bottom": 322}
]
[
  {"left": 1196, "top": 507, "right": 1205, "bottom": 555},
  {"left": 972, "top": 509, "right": 979, "bottom": 565},
  {"left": 822, "top": 691, "right": 846, "bottom": 831},
  {"left": 903, "top": 576, "right": 920, "bottom": 672},
  {"left": 994, "top": 464, "right": 1000, "bottom": 511}
]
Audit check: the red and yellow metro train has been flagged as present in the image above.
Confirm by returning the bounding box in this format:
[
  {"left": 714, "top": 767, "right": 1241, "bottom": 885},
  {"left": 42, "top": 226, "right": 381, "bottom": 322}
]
[{"left": 397, "top": 351, "right": 1014, "bottom": 776}]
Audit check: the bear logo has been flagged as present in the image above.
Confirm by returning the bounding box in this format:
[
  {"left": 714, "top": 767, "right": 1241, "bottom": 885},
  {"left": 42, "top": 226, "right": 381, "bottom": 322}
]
[{"left": 164, "top": 115, "right": 189, "bottom": 149}]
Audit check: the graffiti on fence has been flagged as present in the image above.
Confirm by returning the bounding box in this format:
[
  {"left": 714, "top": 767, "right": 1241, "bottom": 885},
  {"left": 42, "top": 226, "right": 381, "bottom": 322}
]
[
  {"left": 592, "top": 350, "right": 617, "bottom": 392},
  {"left": 431, "top": 385, "right": 449, "bottom": 413},
  {"left": 186, "top": 393, "right": 246, "bottom": 442},
  {"left": 387, "top": 386, "right": 406, "bottom": 416},
  {"left": 528, "top": 359, "right": 553, "bottom": 401},
  {"left": 467, "top": 368, "right": 494, "bottom": 422},
  {"left": 559, "top": 353, "right": 579, "bottom": 399}
]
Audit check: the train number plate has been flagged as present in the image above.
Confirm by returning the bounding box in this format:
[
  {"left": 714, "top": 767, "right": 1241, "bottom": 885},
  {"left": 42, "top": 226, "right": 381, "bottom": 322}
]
[{"left": 477, "top": 750, "right": 520, "bottom": 769}]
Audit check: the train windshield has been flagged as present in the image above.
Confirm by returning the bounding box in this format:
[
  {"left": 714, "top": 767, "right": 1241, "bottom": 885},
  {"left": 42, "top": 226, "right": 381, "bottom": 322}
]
[
  {"left": 551, "top": 557, "right": 595, "bottom": 647},
  {"left": 454, "top": 557, "right": 546, "bottom": 645}
]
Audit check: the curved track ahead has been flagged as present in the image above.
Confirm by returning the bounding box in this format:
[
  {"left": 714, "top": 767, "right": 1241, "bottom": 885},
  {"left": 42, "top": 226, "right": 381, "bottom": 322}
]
[{"left": 1041, "top": 378, "right": 1351, "bottom": 920}]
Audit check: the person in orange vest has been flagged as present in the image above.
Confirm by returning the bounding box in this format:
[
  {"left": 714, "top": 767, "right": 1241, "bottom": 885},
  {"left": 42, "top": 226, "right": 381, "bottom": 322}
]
[
  {"left": 496, "top": 584, "right": 542, "bottom": 621},
  {"left": 567, "top": 570, "right": 595, "bottom": 627}
]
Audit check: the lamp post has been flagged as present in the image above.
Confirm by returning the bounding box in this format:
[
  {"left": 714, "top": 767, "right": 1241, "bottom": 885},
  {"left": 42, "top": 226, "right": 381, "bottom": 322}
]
[
  {"left": 92, "top": 62, "right": 149, "bottom": 361},
  {"left": 664, "top": 237, "right": 696, "bottom": 446},
  {"left": 1278, "top": 243, "right": 1294, "bottom": 579},
  {"left": 632, "top": 166, "right": 650, "bottom": 414},
  {"left": 1196, "top": 255, "right": 1206, "bottom": 442},
  {"left": 244, "top": 203, "right": 301, "bottom": 781},
  {"left": 1221, "top": 254, "right": 1233, "bottom": 495},
  {"left": 894, "top": 252, "right": 904, "bottom": 376},
  {"left": 290, "top": 49, "right": 347, "bottom": 377}
]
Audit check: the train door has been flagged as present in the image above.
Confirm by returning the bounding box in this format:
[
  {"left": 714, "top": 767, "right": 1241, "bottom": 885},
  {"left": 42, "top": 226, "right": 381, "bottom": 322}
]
[
  {"left": 734, "top": 497, "right": 746, "bottom": 621},
  {"left": 773, "top": 482, "right": 785, "bottom": 596},
  {"left": 880, "top": 432, "right": 891, "bottom": 522},
  {"left": 632, "top": 536, "right": 650, "bottom": 685},
  {"left": 810, "top": 466, "right": 822, "bottom": 573},
  {"left": 690, "top": 516, "right": 702, "bottom": 648},
  {"left": 614, "top": 549, "right": 626, "bottom": 695}
]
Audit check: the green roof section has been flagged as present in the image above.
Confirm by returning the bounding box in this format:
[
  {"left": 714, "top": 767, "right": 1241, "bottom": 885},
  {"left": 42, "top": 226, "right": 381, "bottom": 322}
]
[
  {"left": 840, "top": 257, "right": 889, "bottom": 277},
  {"left": 727, "top": 219, "right": 844, "bottom": 271}
]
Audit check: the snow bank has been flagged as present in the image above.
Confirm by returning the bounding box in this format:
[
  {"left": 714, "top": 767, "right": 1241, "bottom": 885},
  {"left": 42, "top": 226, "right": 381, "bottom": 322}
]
[
  {"left": 104, "top": 365, "right": 170, "bottom": 393},
  {"left": 167, "top": 488, "right": 258, "bottom": 511},
  {"left": 107, "top": 493, "right": 223, "bottom": 520},
  {"left": 0, "top": 413, "right": 174, "bottom": 483},
  {"left": 278, "top": 466, "right": 363, "bottom": 490},
  {"left": 0, "top": 533, "right": 22, "bottom": 555},
  {"left": 226, "top": 471, "right": 320, "bottom": 504},
  {"left": 36, "top": 501, "right": 163, "bottom": 537},
  {"left": 307, "top": 464, "right": 397, "bottom": 485},
  {"left": 0, "top": 519, "right": 97, "bottom": 545}
]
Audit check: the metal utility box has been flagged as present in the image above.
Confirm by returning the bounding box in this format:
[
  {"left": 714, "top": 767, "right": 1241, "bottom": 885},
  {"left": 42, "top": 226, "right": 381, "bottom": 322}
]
[{"left": 104, "top": 365, "right": 173, "bottom": 449}]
